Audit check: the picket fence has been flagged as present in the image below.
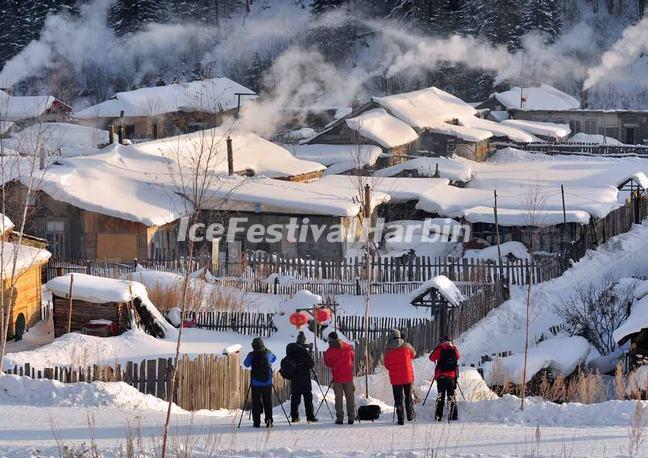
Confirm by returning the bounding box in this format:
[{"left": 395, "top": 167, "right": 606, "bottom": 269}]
[{"left": 497, "top": 141, "right": 648, "bottom": 157}]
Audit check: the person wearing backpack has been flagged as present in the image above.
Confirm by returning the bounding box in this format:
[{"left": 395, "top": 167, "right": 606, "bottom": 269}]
[
  {"left": 283, "top": 332, "right": 317, "bottom": 423},
  {"left": 323, "top": 331, "right": 356, "bottom": 425},
  {"left": 384, "top": 329, "right": 416, "bottom": 425},
  {"left": 429, "top": 336, "right": 460, "bottom": 421},
  {"left": 244, "top": 337, "right": 277, "bottom": 428}
]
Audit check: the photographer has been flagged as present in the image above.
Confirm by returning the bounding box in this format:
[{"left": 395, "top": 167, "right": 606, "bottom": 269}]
[{"left": 285, "top": 332, "right": 317, "bottom": 423}]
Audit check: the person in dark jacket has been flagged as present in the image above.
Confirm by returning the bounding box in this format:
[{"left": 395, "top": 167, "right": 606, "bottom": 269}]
[
  {"left": 323, "top": 331, "right": 355, "bottom": 424},
  {"left": 429, "top": 336, "right": 460, "bottom": 421},
  {"left": 244, "top": 337, "right": 277, "bottom": 428},
  {"left": 285, "top": 331, "right": 317, "bottom": 422},
  {"left": 384, "top": 329, "right": 416, "bottom": 425}
]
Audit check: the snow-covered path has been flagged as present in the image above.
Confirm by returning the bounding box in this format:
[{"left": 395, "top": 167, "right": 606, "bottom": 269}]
[
  {"left": 0, "top": 403, "right": 634, "bottom": 457},
  {"left": 458, "top": 221, "right": 648, "bottom": 361}
]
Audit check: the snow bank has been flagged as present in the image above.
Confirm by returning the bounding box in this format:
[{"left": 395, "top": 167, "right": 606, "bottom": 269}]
[
  {"left": 345, "top": 108, "right": 419, "bottom": 148},
  {"left": 484, "top": 337, "right": 591, "bottom": 385},
  {"left": 1, "top": 213, "right": 13, "bottom": 232},
  {"left": 1, "top": 242, "right": 51, "bottom": 279},
  {"left": 74, "top": 78, "right": 256, "bottom": 119},
  {"left": 501, "top": 119, "right": 571, "bottom": 139},
  {"left": 373, "top": 156, "right": 473, "bottom": 183},
  {"left": 494, "top": 84, "right": 580, "bottom": 111},
  {"left": 464, "top": 241, "right": 530, "bottom": 261},
  {"left": 613, "top": 295, "right": 648, "bottom": 344},
  {"left": 0, "top": 374, "right": 180, "bottom": 412},
  {"left": 568, "top": 132, "right": 624, "bottom": 145},
  {"left": 409, "top": 275, "right": 465, "bottom": 306}
]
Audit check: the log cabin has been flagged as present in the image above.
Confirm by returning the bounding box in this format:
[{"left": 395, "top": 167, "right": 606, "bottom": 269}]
[{"left": 0, "top": 89, "right": 71, "bottom": 128}]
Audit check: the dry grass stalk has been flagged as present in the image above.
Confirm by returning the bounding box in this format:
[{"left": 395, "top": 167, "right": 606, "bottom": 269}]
[
  {"left": 615, "top": 363, "right": 626, "bottom": 400},
  {"left": 622, "top": 402, "right": 646, "bottom": 457}
]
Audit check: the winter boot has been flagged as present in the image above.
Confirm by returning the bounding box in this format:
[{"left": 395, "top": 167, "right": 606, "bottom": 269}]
[
  {"left": 448, "top": 397, "right": 458, "bottom": 421},
  {"left": 434, "top": 395, "right": 445, "bottom": 422},
  {"left": 265, "top": 418, "right": 273, "bottom": 429},
  {"left": 307, "top": 417, "right": 318, "bottom": 423}
]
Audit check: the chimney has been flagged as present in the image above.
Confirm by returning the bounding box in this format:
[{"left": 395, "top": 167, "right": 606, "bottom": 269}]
[
  {"left": 226, "top": 137, "right": 234, "bottom": 175},
  {"left": 580, "top": 88, "right": 589, "bottom": 109},
  {"left": 39, "top": 146, "right": 45, "bottom": 170},
  {"left": 118, "top": 110, "right": 125, "bottom": 145},
  {"left": 108, "top": 125, "right": 114, "bottom": 144}
]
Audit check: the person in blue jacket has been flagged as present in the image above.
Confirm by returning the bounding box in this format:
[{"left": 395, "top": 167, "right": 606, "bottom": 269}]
[{"left": 244, "top": 337, "right": 277, "bottom": 427}]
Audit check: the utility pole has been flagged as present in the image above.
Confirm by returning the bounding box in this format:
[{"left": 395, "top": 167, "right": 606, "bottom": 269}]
[
  {"left": 561, "top": 184, "right": 567, "bottom": 257},
  {"left": 363, "top": 183, "right": 371, "bottom": 399},
  {"left": 493, "top": 190, "right": 504, "bottom": 280}
]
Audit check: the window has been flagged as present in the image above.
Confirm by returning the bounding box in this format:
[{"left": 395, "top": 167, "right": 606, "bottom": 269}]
[
  {"left": 584, "top": 119, "right": 597, "bottom": 134},
  {"left": 46, "top": 220, "right": 67, "bottom": 258}
]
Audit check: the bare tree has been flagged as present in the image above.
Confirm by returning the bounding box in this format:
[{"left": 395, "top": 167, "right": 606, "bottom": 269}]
[{"left": 555, "top": 275, "right": 634, "bottom": 355}]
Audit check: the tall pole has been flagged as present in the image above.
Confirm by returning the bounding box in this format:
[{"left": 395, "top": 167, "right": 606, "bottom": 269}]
[
  {"left": 363, "top": 183, "right": 371, "bottom": 399},
  {"left": 561, "top": 184, "right": 567, "bottom": 257},
  {"left": 493, "top": 190, "right": 504, "bottom": 280},
  {"left": 66, "top": 274, "right": 74, "bottom": 334}
]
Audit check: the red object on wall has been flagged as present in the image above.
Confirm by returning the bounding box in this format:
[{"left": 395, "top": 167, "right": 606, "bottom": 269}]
[
  {"left": 314, "top": 307, "right": 332, "bottom": 324},
  {"left": 289, "top": 311, "right": 310, "bottom": 328}
]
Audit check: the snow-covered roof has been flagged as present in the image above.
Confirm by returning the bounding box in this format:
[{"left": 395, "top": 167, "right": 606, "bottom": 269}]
[
  {"left": 613, "top": 295, "right": 648, "bottom": 344},
  {"left": 374, "top": 87, "right": 536, "bottom": 143},
  {"left": 345, "top": 108, "right": 419, "bottom": 148},
  {"left": 464, "top": 206, "right": 591, "bottom": 226},
  {"left": 0, "top": 90, "right": 58, "bottom": 121},
  {"left": 73, "top": 78, "right": 256, "bottom": 119},
  {"left": 409, "top": 275, "right": 465, "bottom": 307},
  {"left": 567, "top": 132, "right": 624, "bottom": 145},
  {"left": 373, "top": 156, "right": 472, "bottom": 183},
  {"left": 0, "top": 120, "right": 15, "bottom": 135},
  {"left": 289, "top": 144, "right": 382, "bottom": 171},
  {"left": 464, "top": 241, "right": 530, "bottom": 261},
  {"left": 500, "top": 119, "right": 571, "bottom": 140},
  {"left": 494, "top": 84, "right": 580, "bottom": 111},
  {"left": 485, "top": 336, "right": 590, "bottom": 385},
  {"left": 5, "top": 123, "right": 109, "bottom": 157},
  {"left": 1, "top": 214, "right": 13, "bottom": 233},
  {"left": 1, "top": 241, "right": 51, "bottom": 279},
  {"left": 634, "top": 279, "right": 648, "bottom": 301}
]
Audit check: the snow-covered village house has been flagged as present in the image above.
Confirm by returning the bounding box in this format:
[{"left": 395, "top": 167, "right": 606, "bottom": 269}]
[
  {"left": 1, "top": 213, "right": 51, "bottom": 339},
  {"left": 0, "top": 89, "right": 71, "bottom": 133},
  {"left": 305, "top": 87, "right": 542, "bottom": 165},
  {"left": 72, "top": 78, "right": 257, "bottom": 140}
]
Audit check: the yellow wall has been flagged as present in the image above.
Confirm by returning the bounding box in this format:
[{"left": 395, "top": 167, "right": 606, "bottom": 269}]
[{"left": 3, "top": 264, "right": 43, "bottom": 336}]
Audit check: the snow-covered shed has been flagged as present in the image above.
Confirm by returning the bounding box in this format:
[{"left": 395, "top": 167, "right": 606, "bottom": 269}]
[
  {"left": 373, "top": 156, "right": 472, "bottom": 184},
  {"left": 288, "top": 144, "right": 383, "bottom": 175},
  {"left": 1, "top": 231, "right": 51, "bottom": 339},
  {"left": 613, "top": 292, "right": 648, "bottom": 370},
  {"left": 46, "top": 274, "right": 175, "bottom": 339},
  {"left": 73, "top": 78, "right": 257, "bottom": 140},
  {"left": 409, "top": 275, "right": 465, "bottom": 335},
  {"left": 478, "top": 84, "right": 581, "bottom": 112},
  {"left": 500, "top": 119, "right": 571, "bottom": 142},
  {"left": 0, "top": 90, "right": 71, "bottom": 125}
]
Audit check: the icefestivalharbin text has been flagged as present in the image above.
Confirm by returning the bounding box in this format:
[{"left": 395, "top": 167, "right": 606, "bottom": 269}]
[{"left": 176, "top": 217, "right": 471, "bottom": 244}]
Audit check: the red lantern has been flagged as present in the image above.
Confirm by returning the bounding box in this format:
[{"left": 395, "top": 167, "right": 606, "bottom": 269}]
[
  {"left": 314, "top": 307, "right": 331, "bottom": 325},
  {"left": 289, "top": 311, "right": 309, "bottom": 328}
]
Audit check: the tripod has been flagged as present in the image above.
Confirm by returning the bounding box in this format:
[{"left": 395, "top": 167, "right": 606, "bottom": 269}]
[
  {"left": 311, "top": 369, "right": 334, "bottom": 419},
  {"left": 314, "top": 380, "right": 333, "bottom": 418},
  {"left": 237, "top": 383, "right": 292, "bottom": 428}
]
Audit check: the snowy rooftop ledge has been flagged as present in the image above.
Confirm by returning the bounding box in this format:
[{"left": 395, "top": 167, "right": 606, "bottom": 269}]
[
  {"left": 47, "top": 273, "right": 150, "bottom": 304},
  {"left": 409, "top": 275, "right": 465, "bottom": 307}
]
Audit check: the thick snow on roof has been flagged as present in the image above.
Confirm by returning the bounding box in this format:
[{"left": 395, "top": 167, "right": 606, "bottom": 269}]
[
  {"left": 464, "top": 206, "right": 591, "bottom": 226},
  {"left": 500, "top": 119, "right": 571, "bottom": 139},
  {"left": 485, "top": 336, "right": 590, "bottom": 385},
  {"left": 313, "top": 174, "right": 448, "bottom": 204},
  {"left": 74, "top": 78, "right": 256, "bottom": 119},
  {"left": 289, "top": 144, "right": 382, "bottom": 170},
  {"left": 6, "top": 123, "right": 109, "bottom": 157},
  {"left": 613, "top": 295, "right": 648, "bottom": 343},
  {"left": 345, "top": 108, "right": 419, "bottom": 148},
  {"left": 375, "top": 87, "right": 534, "bottom": 143},
  {"left": 494, "top": 84, "right": 580, "bottom": 111},
  {"left": 373, "top": 156, "right": 472, "bottom": 183},
  {"left": 464, "top": 241, "right": 530, "bottom": 261},
  {"left": 567, "top": 132, "right": 624, "bottom": 145},
  {"left": 136, "top": 126, "right": 325, "bottom": 179},
  {"left": 1, "top": 213, "right": 13, "bottom": 233},
  {"left": 409, "top": 275, "right": 465, "bottom": 306},
  {"left": 1, "top": 241, "right": 51, "bottom": 279},
  {"left": 0, "top": 90, "right": 56, "bottom": 121}
]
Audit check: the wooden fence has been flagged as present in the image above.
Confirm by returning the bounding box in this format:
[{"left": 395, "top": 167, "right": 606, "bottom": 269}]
[
  {"left": 496, "top": 141, "right": 648, "bottom": 157},
  {"left": 5, "top": 352, "right": 292, "bottom": 412}
]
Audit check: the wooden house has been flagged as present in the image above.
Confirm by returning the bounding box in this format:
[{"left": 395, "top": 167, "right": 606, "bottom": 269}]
[
  {"left": 1, "top": 213, "right": 51, "bottom": 339},
  {"left": 46, "top": 274, "right": 174, "bottom": 338},
  {"left": 0, "top": 90, "right": 71, "bottom": 128},
  {"left": 73, "top": 78, "right": 257, "bottom": 140}
]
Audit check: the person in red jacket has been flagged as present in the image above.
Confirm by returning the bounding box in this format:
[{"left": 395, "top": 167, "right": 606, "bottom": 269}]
[
  {"left": 429, "top": 336, "right": 460, "bottom": 421},
  {"left": 323, "top": 331, "right": 355, "bottom": 424},
  {"left": 384, "top": 329, "right": 416, "bottom": 425}
]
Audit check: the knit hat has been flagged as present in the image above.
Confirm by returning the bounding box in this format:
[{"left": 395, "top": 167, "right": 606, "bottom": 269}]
[
  {"left": 252, "top": 337, "right": 265, "bottom": 351},
  {"left": 328, "top": 331, "right": 339, "bottom": 341},
  {"left": 390, "top": 329, "right": 402, "bottom": 340},
  {"left": 297, "top": 331, "right": 307, "bottom": 344},
  {"left": 440, "top": 335, "right": 450, "bottom": 343}
]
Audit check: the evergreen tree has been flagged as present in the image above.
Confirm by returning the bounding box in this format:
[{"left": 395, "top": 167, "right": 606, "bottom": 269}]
[
  {"left": 522, "top": 0, "right": 561, "bottom": 42},
  {"left": 311, "top": 0, "right": 347, "bottom": 16},
  {"left": 109, "top": 0, "right": 164, "bottom": 35}
]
